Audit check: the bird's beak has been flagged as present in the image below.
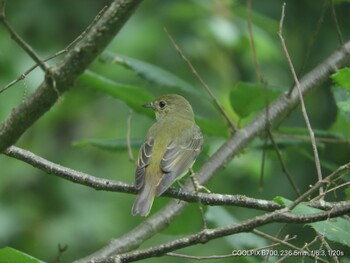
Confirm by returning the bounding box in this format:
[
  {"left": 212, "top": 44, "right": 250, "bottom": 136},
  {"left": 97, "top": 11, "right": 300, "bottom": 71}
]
[{"left": 142, "top": 102, "right": 154, "bottom": 108}]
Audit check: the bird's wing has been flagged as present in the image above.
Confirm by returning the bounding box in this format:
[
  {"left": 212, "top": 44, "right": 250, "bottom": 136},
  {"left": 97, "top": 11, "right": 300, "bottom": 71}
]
[
  {"left": 156, "top": 125, "right": 203, "bottom": 196},
  {"left": 135, "top": 138, "right": 154, "bottom": 190}
]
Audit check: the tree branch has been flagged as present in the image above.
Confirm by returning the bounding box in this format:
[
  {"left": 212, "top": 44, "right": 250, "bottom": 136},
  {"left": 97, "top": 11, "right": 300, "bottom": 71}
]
[
  {"left": 278, "top": 3, "right": 324, "bottom": 195},
  {"left": 3, "top": 146, "right": 281, "bottom": 211},
  {"left": 5, "top": 145, "right": 349, "bottom": 215},
  {"left": 91, "top": 201, "right": 350, "bottom": 262},
  {"left": 0, "top": 0, "right": 143, "bottom": 153}
]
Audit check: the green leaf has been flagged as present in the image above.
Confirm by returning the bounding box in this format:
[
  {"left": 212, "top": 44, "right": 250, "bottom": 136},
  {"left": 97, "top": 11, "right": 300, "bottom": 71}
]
[
  {"left": 230, "top": 82, "right": 282, "bottom": 118},
  {"left": 79, "top": 70, "right": 228, "bottom": 137},
  {"left": 72, "top": 138, "right": 144, "bottom": 151},
  {"left": 281, "top": 198, "right": 350, "bottom": 247},
  {"left": 0, "top": 247, "right": 45, "bottom": 263},
  {"left": 273, "top": 196, "right": 285, "bottom": 206},
  {"left": 100, "top": 51, "right": 202, "bottom": 97},
  {"left": 345, "top": 187, "right": 350, "bottom": 200},
  {"left": 332, "top": 86, "right": 350, "bottom": 122},
  {"left": 78, "top": 70, "right": 154, "bottom": 116},
  {"left": 332, "top": 68, "right": 350, "bottom": 91},
  {"left": 79, "top": 71, "right": 227, "bottom": 137}
]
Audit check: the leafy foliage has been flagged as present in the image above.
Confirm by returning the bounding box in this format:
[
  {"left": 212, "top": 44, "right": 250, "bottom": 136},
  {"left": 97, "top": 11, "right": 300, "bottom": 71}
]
[
  {"left": 230, "top": 82, "right": 282, "bottom": 118},
  {"left": 331, "top": 68, "right": 350, "bottom": 121},
  {"left": 0, "top": 247, "right": 44, "bottom": 263},
  {"left": 100, "top": 51, "right": 202, "bottom": 97}
]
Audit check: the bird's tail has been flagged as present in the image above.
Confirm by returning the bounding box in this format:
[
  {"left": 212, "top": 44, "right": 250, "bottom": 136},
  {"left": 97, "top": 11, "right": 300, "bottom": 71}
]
[{"left": 132, "top": 181, "right": 156, "bottom": 216}]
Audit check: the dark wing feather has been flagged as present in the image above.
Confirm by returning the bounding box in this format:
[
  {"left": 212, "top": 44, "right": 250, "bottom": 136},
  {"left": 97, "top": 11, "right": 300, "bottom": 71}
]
[
  {"left": 135, "top": 138, "right": 154, "bottom": 190},
  {"left": 156, "top": 125, "right": 203, "bottom": 196}
]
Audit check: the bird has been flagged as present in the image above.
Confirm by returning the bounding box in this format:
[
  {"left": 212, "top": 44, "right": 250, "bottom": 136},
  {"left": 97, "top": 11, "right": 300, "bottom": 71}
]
[{"left": 132, "top": 94, "right": 203, "bottom": 216}]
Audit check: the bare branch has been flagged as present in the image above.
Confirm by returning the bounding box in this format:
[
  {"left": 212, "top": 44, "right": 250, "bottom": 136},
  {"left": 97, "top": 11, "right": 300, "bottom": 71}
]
[
  {"left": 164, "top": 27, "right": 237, "bottom": 132},
  {"left": 7, "top": 145, "right": 349, "bottom": 215},
  {"left": 296, "top": 0, "right": 328, "bottom": 79},
  {"left": 267, "top": 129, "right": 301, "bottom": 196},
  {"left": 246, "top": 1, "right": 300, "bottom": 196},
  {"left": 91, "top": 202, "right": 350, "bottom": 262},
  {"left": 166, "top": 233, "right": 296, "bottom": 261},
  {"left": 126, "top": 110, "right": 135, "bottom": 162},
  {"left": 330, "top": 0, "right": 344, "bottom": 46},
  {"left": 0, "top": 1, "right": 48, "bottom": 72},
  {"left": 273, "top": 133, "right": 350, "bottom": 144},
  {"left": 2, "top": 146, "right": 282, "bottom": 211},
  {"left": 287, "top": 162, "right": 350, "bottom": 210},
  {"left": 278, "top": 3, "right": 324, "bottom": 195},
  {"left": 0, "top": 0, "right": 6, "bottom": 16}
]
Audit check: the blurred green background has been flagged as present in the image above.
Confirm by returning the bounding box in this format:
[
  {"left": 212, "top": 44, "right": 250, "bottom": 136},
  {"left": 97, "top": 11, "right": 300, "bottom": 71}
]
[{"left": 1, "top": 0, "right": 350, "bottom": 262}]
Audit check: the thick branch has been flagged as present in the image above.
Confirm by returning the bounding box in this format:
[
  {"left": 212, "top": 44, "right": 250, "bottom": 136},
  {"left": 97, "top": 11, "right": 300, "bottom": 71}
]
[{"left": 0, "top": 0, "right": 143, "bottom": 153}]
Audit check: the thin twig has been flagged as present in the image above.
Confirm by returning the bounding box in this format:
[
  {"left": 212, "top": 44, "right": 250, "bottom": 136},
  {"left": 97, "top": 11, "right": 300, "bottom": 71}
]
[
  {"left": 52, "top": 244, "right": 68, "bottom": 263},
  {"left": 0, "top": 0, "right": 6, "bottom": 19},
  {"left": 247, "top": 1, "right": 276, "bottom": 194},
  {"left": 259, "top": 139, "right": 267, "bottom": 191},
  {"left": 267, "top": 129, "right": 301, "bottom": 196},
  {"left": 164, "top": 27, "right": 237, "bottom": 132},
  {"left": 126, "top": 110, "right": 135, "bottom": 162},
  {"left": 313, "top": 181, "right": 350, "bottom": 201},
  {"left": 190, "top": 170, "right": 207, "bottom": 229},
  {"left": 247, "top": 0, "right": 266, "bottom": 86},
  {"left": 318, "top": 233, "right": 339, "bottom": 263},
  {"left": 253, "top": 230, "right": 329, "bottom": 263},
  {"left": 287, "top": 162, "right": 350, "bottom": 210},
  {"left": 167, "top": 252, "right": 234, "bottom": 260},
  {"left": 303, "top": 235, "right": 320, "bottom": 252},
  {"left": 330, "top": 0, "right": 344, "bottom": 46},
  {"left": 0, "top": 5, "right": 108, "bottom": 95},
  {"left": 294, "top": 0, "right": 328, "bottom": 85},
  {"left": 166, "top": 231, "right": 306, "bottom": 261},
  {"left": 0, "top": 53, "right": 60, "bottom": 95},
  {"left": 254, "top": 230, "right": 296, "bottom": 249},
  {"left": 273, "top": 133, "right": 350, "bottom": 144},
  {"left": 278, "top": 3, "right": 324, "bottom": 195},
  {"left": 0, "top": 3, "right": 48, "bottom": 72}
]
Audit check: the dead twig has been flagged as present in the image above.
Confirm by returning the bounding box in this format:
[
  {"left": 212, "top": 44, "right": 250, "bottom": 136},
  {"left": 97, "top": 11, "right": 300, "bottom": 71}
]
[
  {"left": 278, "top": 3, "right": 323, "bottom": 196},
  {"left": 0, "top": 5, "right": 108, "bottom": 95},
  {"left": 126, "top": 110, "right": 135, "bottom": 162},
  {"left": 164, "top": 27, "right": 237, "bottom": 132}
]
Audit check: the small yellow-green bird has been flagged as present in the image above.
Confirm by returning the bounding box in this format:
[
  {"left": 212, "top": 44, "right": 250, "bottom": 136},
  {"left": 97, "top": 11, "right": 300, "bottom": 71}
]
[{"left": 132, "top": 94, "right": 203, "bottom": 216}]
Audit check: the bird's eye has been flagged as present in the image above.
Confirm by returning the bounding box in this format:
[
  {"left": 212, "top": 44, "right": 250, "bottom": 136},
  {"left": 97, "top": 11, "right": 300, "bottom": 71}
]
[{"left": 159, "top": 101, "right": 166, "bottom": 109}]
